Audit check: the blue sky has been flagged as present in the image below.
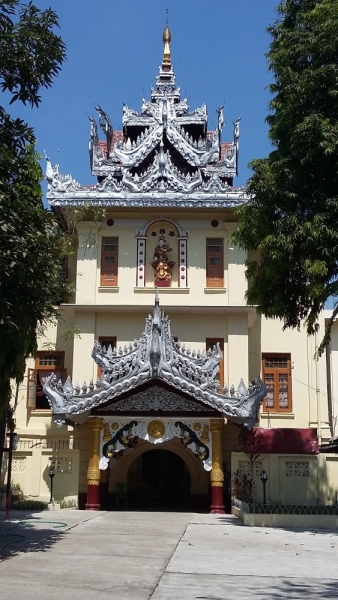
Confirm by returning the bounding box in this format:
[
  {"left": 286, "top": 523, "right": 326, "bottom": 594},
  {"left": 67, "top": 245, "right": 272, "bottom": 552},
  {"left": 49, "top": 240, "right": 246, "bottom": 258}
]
[{"left": 6, "top": 0, "right": 277, "bottom": 193}]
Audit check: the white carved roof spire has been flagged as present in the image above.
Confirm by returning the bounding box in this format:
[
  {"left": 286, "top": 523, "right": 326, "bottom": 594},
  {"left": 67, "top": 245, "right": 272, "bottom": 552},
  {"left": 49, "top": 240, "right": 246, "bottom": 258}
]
[{"left": 46, "top": 27, "right": 245, "bottom": 208}]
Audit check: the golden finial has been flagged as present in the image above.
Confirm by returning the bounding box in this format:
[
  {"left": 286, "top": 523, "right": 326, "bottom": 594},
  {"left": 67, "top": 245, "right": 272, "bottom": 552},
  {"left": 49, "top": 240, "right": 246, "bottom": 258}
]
[
  {"left": 163, "top": 25, "right": 171, "bottom": 44},
  {"left": 162, "top": 9, "right": 171, "bottom": 69}
]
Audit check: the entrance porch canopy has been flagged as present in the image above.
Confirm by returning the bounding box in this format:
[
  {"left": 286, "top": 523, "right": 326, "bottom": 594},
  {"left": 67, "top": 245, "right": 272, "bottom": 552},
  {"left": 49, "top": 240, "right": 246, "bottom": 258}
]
[{"left": 44, "top": 291, "right": 266, "bottom": 428}]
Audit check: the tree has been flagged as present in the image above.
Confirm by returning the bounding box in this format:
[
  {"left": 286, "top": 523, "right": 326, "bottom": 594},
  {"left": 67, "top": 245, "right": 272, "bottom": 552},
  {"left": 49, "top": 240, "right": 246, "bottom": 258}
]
[
  {"left": 0, "top": 1, "right": 68, "bottom": 469},
  {"left": 233, "top": 0, "right": 338, "bottom": 355}
]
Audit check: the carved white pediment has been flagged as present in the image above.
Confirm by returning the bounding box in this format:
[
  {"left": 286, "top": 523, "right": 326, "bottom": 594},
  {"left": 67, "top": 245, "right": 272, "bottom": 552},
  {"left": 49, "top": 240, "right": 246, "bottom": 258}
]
[
  {"left": 44, "top": 291, "right": 266, "bottom": 428},
  {"left": 97, "top": 386, "right": 212, "bottom": 413}
]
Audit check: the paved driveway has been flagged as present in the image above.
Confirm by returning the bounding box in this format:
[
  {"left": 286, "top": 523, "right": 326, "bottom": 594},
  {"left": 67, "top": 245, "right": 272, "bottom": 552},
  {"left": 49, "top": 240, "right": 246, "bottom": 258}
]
[{"left": 0, "top": 511, "right": 337, "bottom": 599}]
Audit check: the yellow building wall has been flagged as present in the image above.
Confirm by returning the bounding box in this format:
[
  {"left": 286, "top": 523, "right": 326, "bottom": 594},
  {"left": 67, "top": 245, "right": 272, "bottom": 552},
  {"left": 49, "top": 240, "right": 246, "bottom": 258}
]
[
  {"left": 8, "top": 213, "right": 336, "bottom": 505},
  {"left": 232, "top": 452, "right": 338, "bottom": 506}
]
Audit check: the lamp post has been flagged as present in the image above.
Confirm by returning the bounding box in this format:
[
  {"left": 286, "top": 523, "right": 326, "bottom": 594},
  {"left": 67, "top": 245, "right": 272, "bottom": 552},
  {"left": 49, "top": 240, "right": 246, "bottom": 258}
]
[
  {"left": 260, "top": 470, "right": 268, "bottom": 505},
  {"left": 48, "top": 460, "right": 56, "bottom": 504}
]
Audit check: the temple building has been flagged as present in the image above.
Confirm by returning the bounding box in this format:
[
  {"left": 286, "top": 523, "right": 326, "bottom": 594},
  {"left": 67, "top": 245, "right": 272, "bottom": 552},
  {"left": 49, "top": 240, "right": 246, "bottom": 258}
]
[{"left": 6, "top": 26, "right": 338, "bottom": 513}]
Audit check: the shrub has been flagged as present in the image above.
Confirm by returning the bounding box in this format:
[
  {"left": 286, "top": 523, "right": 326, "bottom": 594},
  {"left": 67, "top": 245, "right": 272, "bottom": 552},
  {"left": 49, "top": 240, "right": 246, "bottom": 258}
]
[
  {"left": 232, "top": 470, "right": 256, "bottom": 503},
  {"left": 11, "top": 500, "right": 48, "bottom": 511}
]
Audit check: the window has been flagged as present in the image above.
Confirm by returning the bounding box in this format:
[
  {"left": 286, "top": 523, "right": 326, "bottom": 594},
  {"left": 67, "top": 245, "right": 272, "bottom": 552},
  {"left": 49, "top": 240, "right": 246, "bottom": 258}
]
[
  {"left": 206, "top": 338, "right": 224, "bottom": 387},
  {"left": 101, "top": 237, "right": 118, "bottom": 286},
  {"left": 97, "top": 337, "right": 117, "bottom": 379},
  {"left": 206, "top": 238, "right": 224, "bottom": 287},
  {"left": 262, "top": 354, "right": 292, "bottom": 413},
  {"left": 27, "top": 352, "right": 66, "bottom": 410}
]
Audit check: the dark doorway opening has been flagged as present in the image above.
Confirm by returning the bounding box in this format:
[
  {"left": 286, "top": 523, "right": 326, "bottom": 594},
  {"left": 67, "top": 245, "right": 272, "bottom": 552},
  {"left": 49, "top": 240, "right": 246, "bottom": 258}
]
[{"left": 127, "top": 449, "right": 191, "bottom": 510}]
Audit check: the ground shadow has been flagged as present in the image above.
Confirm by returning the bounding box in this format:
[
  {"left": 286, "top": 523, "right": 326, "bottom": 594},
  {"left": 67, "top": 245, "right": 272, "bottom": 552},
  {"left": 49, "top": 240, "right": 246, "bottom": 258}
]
[
  {"left": 0, "top": 510, "right": 68, "bottom": 560},
  {"left": 195, "top": 578, "right": 338, "bottom": 600},
  {"left": 256, "top": 578, "right": 338, "bottom": 599}
]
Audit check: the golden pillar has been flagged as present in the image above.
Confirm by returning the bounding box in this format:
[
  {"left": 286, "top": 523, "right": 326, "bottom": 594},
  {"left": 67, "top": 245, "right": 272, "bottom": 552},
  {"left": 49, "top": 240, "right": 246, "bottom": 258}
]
[
  {"left": 85, "top": 417, "right": 104, "bottom": 510},
  {"left": 210, "top": 418, "right": 225, "bottom": 514}
]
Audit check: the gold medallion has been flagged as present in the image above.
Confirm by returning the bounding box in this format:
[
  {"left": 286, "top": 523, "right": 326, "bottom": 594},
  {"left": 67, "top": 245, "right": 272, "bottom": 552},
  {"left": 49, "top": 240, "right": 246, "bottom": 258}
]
[
  {"left": 193, "top": 423, "right": 201, "bottom": 432},
  {"left": 147, "top": 420, "right": 165, "bottom": 439},
  {"left": 112, "top": 422, "right": 119, "bottom": 430},
  {"left": 103, "top": 422, "right": 111, "bottom": 441}
]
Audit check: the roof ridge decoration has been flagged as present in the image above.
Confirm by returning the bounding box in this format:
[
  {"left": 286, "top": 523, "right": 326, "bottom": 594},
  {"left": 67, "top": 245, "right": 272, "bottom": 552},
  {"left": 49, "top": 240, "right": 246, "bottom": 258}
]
[
  {"left": 46, "top": 27, "right": 245, "bottom": 209},
  {"left": 43, "top": 291, "right": 266, "bottom": 428}
]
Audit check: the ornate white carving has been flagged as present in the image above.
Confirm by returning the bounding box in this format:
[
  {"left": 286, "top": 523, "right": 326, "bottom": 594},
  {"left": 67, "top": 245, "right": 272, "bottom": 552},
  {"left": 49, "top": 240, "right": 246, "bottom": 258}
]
[
  {"left": 166, "top": 122, "right": 219, "bottom": 167},
  {"left": 98, "top": 386, "right": 207, "bottom": 412},
  {"left": 113, "top": 124, "right": 163, "bottom": 168},
  {"left": 178, "top": 238, "right": 187, "bottom": 287},
  {"left": 43, "top": 292, "right": 266, "bottom": 428},
  {"left": 99, "top": 417, "right": 212, "bottom": 471},
  {"left": 238, "top": 460, "right": 263, "bottom": 478},
  {"left": 46, "top": 40, "right": 241, "bottom": 206},
  {"left": 135, "top": 216, "right": 189, "bottom": 238},
  {"left": 50, "top": 457, "right": 73, "bottom": 474},
  {"left": 12, "top": 457, "right": 26, "bottom": 473},
  {"left": 285, "top": 461, "right": 310, "bottom": 477},
  {"left": 136, "top": 238, "right": 146, "bottom": 287}
]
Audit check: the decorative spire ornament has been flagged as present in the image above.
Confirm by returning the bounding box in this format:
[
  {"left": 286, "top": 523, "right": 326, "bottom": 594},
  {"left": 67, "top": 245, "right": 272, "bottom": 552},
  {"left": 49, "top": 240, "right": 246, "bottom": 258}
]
[{"left": 162, "top": 13, "right": 172, "bottom": 70}]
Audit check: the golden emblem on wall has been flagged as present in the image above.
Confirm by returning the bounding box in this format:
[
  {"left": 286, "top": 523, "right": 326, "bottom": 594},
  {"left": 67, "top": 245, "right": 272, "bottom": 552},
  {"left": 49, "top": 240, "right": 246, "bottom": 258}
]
[
  {"left": 147, "top": 420, "right": 165, "bottom": 439},
  {"left": 151, "top": 235, "right": 176, "bottom": 283},
  {"left": 193, "top": 423, "right": 201, "bottom": 432},
  {"left": 103, "top": 422, "right": 112, "bottom": 441},
  {"left": 111, "top": 422, "right": 119, "bottom": 430},
  {"left": 200, "top": 425, "right": 210, "bottom": 445}
]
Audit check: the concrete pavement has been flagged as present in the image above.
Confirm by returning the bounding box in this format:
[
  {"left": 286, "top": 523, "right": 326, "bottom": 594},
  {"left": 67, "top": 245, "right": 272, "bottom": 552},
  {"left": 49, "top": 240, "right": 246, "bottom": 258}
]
[{"left": 0, "top": 511, "right": 337, "bottom": 599}]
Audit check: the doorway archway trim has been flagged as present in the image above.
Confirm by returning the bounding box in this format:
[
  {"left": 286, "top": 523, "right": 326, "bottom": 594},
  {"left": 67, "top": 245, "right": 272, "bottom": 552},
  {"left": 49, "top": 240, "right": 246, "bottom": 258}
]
[{"left": 99, "top": 417, "right": 212, "bottom": 471}]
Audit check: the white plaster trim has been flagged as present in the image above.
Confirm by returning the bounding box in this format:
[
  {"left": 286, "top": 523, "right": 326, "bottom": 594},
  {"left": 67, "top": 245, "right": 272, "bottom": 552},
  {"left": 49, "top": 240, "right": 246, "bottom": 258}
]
[
  {"left": 178, "top": 238, "right": 187, "bottom": 288},
  {"left": 134, "top": 287, "right": 190, "bottom": 294},
  {"left": 98, "top": 286, "right": 119, "bottom": 293},
  {"left": 204, "top": 287, "right": 227, "bottom": 294},
  {"left": 260, "top": 413, "right": 295, "bottom": 419}
]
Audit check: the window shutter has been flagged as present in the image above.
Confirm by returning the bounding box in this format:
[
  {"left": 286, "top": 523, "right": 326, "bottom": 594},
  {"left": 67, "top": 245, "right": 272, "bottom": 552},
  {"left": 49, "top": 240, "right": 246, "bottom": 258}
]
[
  {"left": 262, "top": 356, "right": 292, "bottom": 413},
  {"left": 101, "top": 237, "right": 118, "bottom": 286},
  {"left": 27, "top": 369, "right": 37, "bottom": 409},
  {"left": 206, "top": 239, "right": 224, "bottom": 287}
]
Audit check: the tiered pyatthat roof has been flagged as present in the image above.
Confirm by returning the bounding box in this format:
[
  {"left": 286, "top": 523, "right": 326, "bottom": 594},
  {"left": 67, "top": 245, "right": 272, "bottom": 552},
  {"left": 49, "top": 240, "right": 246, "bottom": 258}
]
[
  {"left": 46, "top": 26, "right": 247, "bottom": 209},
  {"left": 43, "top": 291, "right": 266, "bottom": 428}
]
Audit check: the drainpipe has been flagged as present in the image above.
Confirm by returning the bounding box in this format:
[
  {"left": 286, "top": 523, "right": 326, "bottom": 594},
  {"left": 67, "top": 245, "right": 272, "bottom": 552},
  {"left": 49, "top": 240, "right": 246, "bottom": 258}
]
[{"left": 315, "top": 332, "right": 322, "bottom": 447}]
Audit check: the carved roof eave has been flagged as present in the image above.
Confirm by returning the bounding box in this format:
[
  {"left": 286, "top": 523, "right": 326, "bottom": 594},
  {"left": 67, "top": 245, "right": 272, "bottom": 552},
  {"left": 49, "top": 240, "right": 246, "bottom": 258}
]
[
  {"left": 166, "top": 123, "right": 219, "bottom": 167},
  {"left": 123, "top": 115, "right": 157, "bottom": 127},
  {"left": 113, "top": 125, "right": 163, "bottom": 168},
  {"left": 175, "top": 115, "right": 207, "bottom": 126},
  {"left": 44, "top": 366, "right": 265, "bottom": 430},
  {"left": 43, "top": 292, "right": 266, "bottom": 429},
  {"left": 47, "top": 189, "right": 249, "bottom": 209}
]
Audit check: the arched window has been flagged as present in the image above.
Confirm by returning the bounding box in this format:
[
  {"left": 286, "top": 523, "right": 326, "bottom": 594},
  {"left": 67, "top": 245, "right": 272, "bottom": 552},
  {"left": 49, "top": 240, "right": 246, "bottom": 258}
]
[{"left": 135, "top": 218, "right": 188, "bottom": 288}]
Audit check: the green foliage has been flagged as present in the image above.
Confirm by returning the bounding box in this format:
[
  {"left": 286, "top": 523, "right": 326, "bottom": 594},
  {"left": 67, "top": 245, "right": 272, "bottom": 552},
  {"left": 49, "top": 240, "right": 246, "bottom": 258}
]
[
  {"left": 0, "top": 1, "right": 68, "bottom": 418},
  {"left": 232, "top": 470, "right": 256, "bottom": 503},
  {"left": 11, "top": 499, "right": 48, "bottom": 510},
  {"left": 0, "top": 0, "right": 65, "bottom": 107},
  {"left": 233, "top": 0, "right": 338, "bottom": 354},
  {"left": 59, "top": 498, "right": 78, "bottom": 509}
]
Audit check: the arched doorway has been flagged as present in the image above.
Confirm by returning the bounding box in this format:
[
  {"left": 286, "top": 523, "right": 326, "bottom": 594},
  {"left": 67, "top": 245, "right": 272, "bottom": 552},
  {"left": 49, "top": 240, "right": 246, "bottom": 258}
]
[{"left": 127, "top": 448, "right": 191, "bottom": 510}]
